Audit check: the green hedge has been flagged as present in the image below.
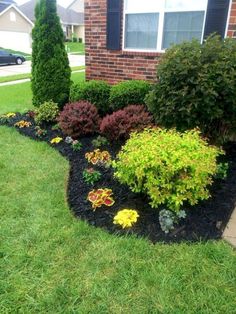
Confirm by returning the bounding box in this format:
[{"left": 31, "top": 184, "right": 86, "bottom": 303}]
[{"left": 70, "top": 80, "right": 110, "bottom": 115}]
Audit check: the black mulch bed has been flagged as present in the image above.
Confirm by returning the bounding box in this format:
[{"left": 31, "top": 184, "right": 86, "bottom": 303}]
[{"left": 2, "top": 112, "right": 236, "bottom": 243}]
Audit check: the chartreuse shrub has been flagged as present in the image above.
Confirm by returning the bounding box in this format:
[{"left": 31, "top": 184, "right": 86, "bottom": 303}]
[
  {"left": 113, "top": 128, "right": 223, "bottom": 212},
  {"left": 70, "top": 80, "right": 110, "bottom": 115},
  {"left": 109, "top": 80, "right": 151, "bottom": 111},
  {"left": 31, "top": 0, "right": 71, "bottom": 107},
  {"left": 34, "top": 101, "right": 59, "bottom": 125},
  {"left": 145, "top": 35, "right": 236, "bottom": 142}
]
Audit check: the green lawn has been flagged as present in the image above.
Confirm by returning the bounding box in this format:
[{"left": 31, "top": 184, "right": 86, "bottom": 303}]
[
  {"left": 0, "top": 75, "right": 236, "bottom": 312},
  {"left": 1, "top": 44, "right": 85, "bottom": 60},
  {"left": 0, "top": 67, "right": 85, "bottom": 84},
  {"left": 0, "top": 126, "right": 235, "bottom": 313},
  {"left": 65, "top": 42, "right": 85, "bottom": 54},
  {"left": 0, "top": 71, "right": 85, "bottom": 114}
]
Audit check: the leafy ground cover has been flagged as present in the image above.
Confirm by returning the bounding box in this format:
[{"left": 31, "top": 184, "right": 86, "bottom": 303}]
[
  {"left": 0, "top": 71, "right": 85, "bottom": 114},
  {"left": 0, "top": 125, "right": 236, "bottom": 313}
]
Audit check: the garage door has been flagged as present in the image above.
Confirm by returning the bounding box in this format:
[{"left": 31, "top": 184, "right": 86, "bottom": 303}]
[{"left": 0, "top": 31, "right": 31, "bottom": 53}]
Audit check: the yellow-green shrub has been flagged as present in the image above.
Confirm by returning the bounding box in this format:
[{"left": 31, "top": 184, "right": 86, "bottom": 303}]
[
  {"left": 113, "top": 128, "right": 223, "bottom": 212},
  {"left": 35, "top": 101, "right": 59, "bottom": 125}
]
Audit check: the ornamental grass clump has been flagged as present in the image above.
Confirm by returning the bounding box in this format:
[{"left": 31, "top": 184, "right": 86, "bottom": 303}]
[{"left": 113, "top": 128, "right": 223, "bottom": 212}]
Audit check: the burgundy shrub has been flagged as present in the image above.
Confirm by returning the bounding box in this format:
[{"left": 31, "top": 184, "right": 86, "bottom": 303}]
[
  {"left": 58, "top": 101, "right": 101, "bottom": 138},
  {"left": 100, "top": 105, "right": 153, "bottom": 141}
]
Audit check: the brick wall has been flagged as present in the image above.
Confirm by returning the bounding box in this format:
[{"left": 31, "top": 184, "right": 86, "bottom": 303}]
[
  {"left": 228, "top": 0, "right": 236, "bottom": 37},
  {"left": 85, "top": 0, "right": 236, "bottom": 84}
]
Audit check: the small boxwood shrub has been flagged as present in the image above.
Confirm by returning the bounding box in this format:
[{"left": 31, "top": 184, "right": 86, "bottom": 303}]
[
  {"left": 109, "top": 80, "right": 151, "bottom": 111},
  {"left": 145, "top": 35, "right": 236, "bottom": 142},
  {"left": 70, "top": 80, "right": 110, "bottom": 115},
  {"left": 35, "top": 101, "right": 59, "bottom": 125},
  {"left": 100, "top": 105, "right": 153, "bottom": 141},
  {"left": 113, "top": 128, "right": 223, "bottom": 212},
  {"left": 58, "top": 101, "right": 100, "bottom": 138}
]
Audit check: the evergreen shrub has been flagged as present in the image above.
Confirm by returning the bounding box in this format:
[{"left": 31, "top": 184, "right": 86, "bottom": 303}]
[
  {"left": 109, "top": 80, "right": 151, "bottom": 111},
  {"left": 70, "top": 80, "right": 110, "bottom": 115},
  {"left": 146, "top": 35, "right": 236, "bottom": 142},
  {"left": 31, "top": 0, "right": 71, "bottom": 108}
]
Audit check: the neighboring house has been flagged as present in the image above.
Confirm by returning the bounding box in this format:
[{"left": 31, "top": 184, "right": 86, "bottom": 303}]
[
  {"left": 0, "top": 0, "right": 33, "bottom": 53},
  {"left": 68, "top": 0, "right": 84, "bottom": 13},
  {"left": 85, "top": 0, "right": 236, "bottom": 84},
  {"left": 20, "top": 0, "right": 84, "bottom": 42}
]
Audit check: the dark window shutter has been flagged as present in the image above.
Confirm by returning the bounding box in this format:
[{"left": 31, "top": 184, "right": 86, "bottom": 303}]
[
  {"left": 204, "top": 0, "right": 230, "bottom": 38},
  {"left": 107, "top": 0, "right": 122, "bottom": 50}
]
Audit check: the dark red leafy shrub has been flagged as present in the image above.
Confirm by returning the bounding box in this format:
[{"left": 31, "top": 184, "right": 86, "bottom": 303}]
[
  {"left": 58, "top": 101, "right": 101, "bottom": 138},
  {"left": 100, "top": 105, "right": 153, "bottom": 141}
]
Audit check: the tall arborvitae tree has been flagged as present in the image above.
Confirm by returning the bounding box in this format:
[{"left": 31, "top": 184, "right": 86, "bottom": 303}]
[{"left": 31, "top": 0, "right": 71, "bottom": 107}]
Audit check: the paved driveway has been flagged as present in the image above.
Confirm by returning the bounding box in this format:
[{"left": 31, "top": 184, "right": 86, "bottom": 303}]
[{"left": 0, "top": 54, "right": 85, "bottom": 77}]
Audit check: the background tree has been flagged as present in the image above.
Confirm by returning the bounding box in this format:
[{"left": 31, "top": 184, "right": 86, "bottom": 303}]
[{"left": 31, "top": 0, "right": 71, "bottom": 108}]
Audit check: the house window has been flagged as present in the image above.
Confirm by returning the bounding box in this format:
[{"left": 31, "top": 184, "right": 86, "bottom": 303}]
[
  {"left": 123, "top": 0, "right": 208, "bottom": 52},
  {"left": 125, "top": 13, "right": 159, "bottom": 49},
  {"left": 10, "top": 12, "right": 16, "bottom": 22}
]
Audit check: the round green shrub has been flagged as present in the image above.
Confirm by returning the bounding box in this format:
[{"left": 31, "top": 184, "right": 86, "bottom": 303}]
[
  {"left": 35, "top": 101, "right": 59, "bottom": 125},
  {"left": 70, "top": 80, "right": 110, "bottom": 115},
  {"left": 145, "top": 35, "right": 236, "bottom": 142},
  {"left": 113, "top": 128, "right": 223, "bottom": 212},
  {"left": 109, "top": 80, "right": 151, "bottom": 111}
]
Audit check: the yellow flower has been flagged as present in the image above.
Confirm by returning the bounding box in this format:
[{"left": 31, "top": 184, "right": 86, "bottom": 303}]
[
  {"left": 113, "top": 209, "right": 139, "bottom": 229},
  {"left": 14, "top": 120, "right": 32, "bottom": 128},
  {"left": 50, "top": 137, "right": 63, "bottom": 144},
  {"left": 6, "top": 112, "right": 16, "bottom": 118}
]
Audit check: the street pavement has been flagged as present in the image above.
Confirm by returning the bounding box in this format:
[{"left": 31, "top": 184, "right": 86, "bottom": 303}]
[{"left": 0, "top": 54, "right": 85, "bottom": 77}]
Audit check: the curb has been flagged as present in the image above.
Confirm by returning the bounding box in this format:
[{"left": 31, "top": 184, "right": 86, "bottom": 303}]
[{"left": 223, "top": 208, "right": 236, "bottom": 248}]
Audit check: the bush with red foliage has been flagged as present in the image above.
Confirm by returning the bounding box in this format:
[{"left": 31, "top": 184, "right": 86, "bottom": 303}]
[
  {"left": 100, "top": 105, "right": 153, "bottom": 141},
  {"left": 58, "top": 101, "right": 101, "bottom": 138}
]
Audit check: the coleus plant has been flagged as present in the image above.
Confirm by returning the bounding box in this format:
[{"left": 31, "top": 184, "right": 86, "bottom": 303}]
[
  {"left": 85, "top": 149, "right": 111, "bottom": 166},
  {"left": 14, "top": 120, "right": 32, "bottom": 128},
  {"left": 87, "top": 188, "right": 115, "bottom": 210}
]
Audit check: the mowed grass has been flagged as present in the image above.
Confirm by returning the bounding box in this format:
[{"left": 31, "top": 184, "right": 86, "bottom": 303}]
[
  {"left": 65, "top": 42, "right": 85, "bottom": 54},
  {"left": 0, "top": 67, "right": 85, "bottom": 84},
  {"left": 0, "top": 127, "right": 236, "bottom": 313},
  {"left": 0, "top": 71, "right": 85, "bottom": 114}
]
